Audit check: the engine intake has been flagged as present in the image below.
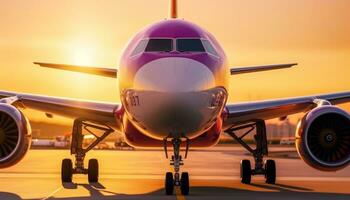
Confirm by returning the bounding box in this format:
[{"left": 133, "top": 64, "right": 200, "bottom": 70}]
[
  {"left": 0, "top": 104, "right": 31, "bottom": 168},
  {"left": 296, "top": 105, "right": 350, "bottom": 171}
]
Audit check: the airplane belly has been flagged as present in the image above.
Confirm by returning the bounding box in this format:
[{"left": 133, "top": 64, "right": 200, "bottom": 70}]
[{"left": 122, "top": 87, "right": 227, "bottom": 140}]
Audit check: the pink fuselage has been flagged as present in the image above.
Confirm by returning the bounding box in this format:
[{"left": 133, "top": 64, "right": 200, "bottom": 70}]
[{"left": 118, "top": 19, "right": 229, "bottom": 148}]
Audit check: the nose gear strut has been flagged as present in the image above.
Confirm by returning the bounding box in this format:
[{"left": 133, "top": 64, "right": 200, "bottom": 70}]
[{"left": 163, "top": 137, "right": 190, "bottom": 195}]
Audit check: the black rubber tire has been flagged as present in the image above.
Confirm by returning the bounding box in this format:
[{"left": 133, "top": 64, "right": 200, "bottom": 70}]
[
  {"left": 165, "top": 172, "right": 174, "bottom": 195},
  {"left": 88, "top": 159, "right": 99, "bottom": 183},
  {"left": 265, "top": 159, "right": 276, "bottom": 184},
  {"left": 180, "top": 172, "right": 190, "bottom": 195},
  {"left": 240, "top": 159, "right": 251, "bottom": 184},
  {"left": 61, "top": 158, "right": 73, "bottom": 183}
]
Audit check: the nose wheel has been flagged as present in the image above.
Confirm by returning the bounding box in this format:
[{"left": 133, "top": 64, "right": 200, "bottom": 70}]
[
  {"left": 165, "top": 172, "right": 174, "bottom": 195},
  {"left": 180, "top": 172, "right": 190, "bottom": 195},
  {"left": 165, "top": 171, "right": 190, "bottom": 195},
  {"left": 164, "top": 138, "right": 190, "bottom": 196}
]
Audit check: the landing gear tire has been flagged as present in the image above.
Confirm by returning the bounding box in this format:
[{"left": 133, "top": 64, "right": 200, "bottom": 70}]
[
  {"left": 180, "top": 172, "right": 190, "bottom": 195},
  {"left": 240, "top": 159, "right": 251, "bottom": 184},
  {"left": 165, "top": 172, "right": 174, "bottom": 195},
  {"left": 265, "top": 159, "right": 276, "bottom": 184},
  {"left": 88, "top": 159, "right": 99, "bottom": 183},
  {"left": 61, "top": 158, "right": 73, "bottom": 183}
]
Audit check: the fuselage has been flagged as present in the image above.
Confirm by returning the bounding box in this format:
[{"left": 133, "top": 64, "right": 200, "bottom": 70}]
[{"left": 118, "top": 19, "right": 229, "bottom": 143}]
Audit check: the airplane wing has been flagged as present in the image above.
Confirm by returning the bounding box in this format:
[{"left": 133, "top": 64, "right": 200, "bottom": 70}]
[
  {"left": 0, "top": 90, "right": 122, "bottom": 129},
  {"left": 34, "top": 62, "right": 117, "bottom": 78},
  {"left": 230, "top": 63, "right": 297, "bottom": 75},
  {"left": 223, "top": 91, "right": 350, "bottom": 129}
]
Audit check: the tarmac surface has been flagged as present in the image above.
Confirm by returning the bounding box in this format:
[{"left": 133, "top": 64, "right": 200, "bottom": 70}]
[{"left": 0, "top": 146, "right": 349, "bottom": 200}]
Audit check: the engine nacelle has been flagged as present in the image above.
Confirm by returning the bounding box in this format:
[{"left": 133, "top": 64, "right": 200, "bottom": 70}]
[
  {"left": 296, "top": 105, "right": 350, "bottom": 171},
  {"left": 0, "top": 104, "right": 31, "bottom": 168}
]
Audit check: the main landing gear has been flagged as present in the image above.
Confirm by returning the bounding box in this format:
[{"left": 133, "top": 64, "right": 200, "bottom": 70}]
[
  {"left": 226, "top": 120, "right": 276, "bottom": 184},
  {"left": 163, "top": 138, "right": 190, "bottom": 195},
  {"left": 61, "top": 118, "right": 114, "bottom": 183}
]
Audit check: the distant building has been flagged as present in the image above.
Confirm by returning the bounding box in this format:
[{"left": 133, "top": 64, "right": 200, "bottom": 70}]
[{"left": 220, "top": 119, "right": 297, "bottom": 143}]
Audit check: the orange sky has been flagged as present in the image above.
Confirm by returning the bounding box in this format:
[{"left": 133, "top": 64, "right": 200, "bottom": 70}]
[{"left": 0, "top": 0, "right": 349, "bottom": 123}]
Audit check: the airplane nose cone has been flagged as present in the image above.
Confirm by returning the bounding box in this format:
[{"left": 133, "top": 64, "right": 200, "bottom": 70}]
[{"left": 133, "top": 57, "right": 215, "bottom": 92}]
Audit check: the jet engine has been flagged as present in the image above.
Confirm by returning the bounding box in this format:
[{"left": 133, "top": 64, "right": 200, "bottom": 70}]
[
  {"left": 296, "top": 105, "right": 350, "bottom": 171},
  {"left": 0, "top": 103, "right": 31, "bottom": 168}
]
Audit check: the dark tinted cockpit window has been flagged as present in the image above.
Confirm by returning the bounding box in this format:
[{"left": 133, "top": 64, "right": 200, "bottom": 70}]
[
  {"left": 145, "top": 39, "right": 173, "bottom": 52},
  {"left": 176, "top": 39, "right": 205, "bottom": 52}
]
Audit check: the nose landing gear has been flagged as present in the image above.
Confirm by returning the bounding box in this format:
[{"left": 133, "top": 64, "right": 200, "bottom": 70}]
[{"left": 164, "top": 138, "right": 190, "bottom": 195}]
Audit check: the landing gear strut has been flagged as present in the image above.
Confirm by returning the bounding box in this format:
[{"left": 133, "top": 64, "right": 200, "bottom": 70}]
[
  {"left": 61, "top": 118, "right": 114, "bottom": 183},
  {"left": 226, "top": 120, "right": 276, "bottom": 184},
  {"left": 164, "top": 138, "right": 190, "bottom": 195}
]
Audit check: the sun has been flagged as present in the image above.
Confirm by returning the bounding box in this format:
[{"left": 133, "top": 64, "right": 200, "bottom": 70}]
[
  {"left": 64, "top": 41, "right": 102, "bottom": 97},
  {"left": 71, "top": 46, "right": 94, "bottom": 66},
  {"left": 68, "top": 38, "right": 97, "bottom": 66}
]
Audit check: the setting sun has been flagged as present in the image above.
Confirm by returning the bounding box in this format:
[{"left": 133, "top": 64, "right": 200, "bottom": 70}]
[
  {"left": 69, "top": 42, "right": 96, "bottom": 66},
  {"left": 72, "top": 48, "right": 94, "bottom": 66}
]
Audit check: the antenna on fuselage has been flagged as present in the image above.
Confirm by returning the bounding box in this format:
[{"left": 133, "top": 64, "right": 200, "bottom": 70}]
[{"left": 169, "top": 0, "right": 178, "bottom": 18}]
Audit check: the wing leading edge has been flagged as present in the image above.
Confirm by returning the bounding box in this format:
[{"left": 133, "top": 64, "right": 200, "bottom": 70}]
[
  {"left": 223, "top": 91, "right": 350, "bottom": 130},
  {"left": 230, "top": 63, "right": 297, "bottom": 75},
  {"left": 34, "top": 62, "right": 117, "bottom": 78},
  {"left": 0, "top": 90, "right": 122, "bottom": 129}
]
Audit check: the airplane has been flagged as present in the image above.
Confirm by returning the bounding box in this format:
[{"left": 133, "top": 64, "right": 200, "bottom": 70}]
[{"left": 0, "top": 0, "right": 350, "bottom": 196}]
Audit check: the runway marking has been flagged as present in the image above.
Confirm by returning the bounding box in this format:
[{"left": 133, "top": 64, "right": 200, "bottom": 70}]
[
  {"left": 41, "top": 186, "right": 63, "bottom": 200},
  {"left": 175, "top": 187, "right": 186, "bottom": 200}
]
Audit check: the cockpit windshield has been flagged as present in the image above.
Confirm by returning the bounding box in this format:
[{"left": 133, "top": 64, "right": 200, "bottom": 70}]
[
  {"left": 176, "top": 39, "right": 205, "bottom": 52},
  {"left": 131, "top": 38, "right": 218, "bottom": 56},
  {"left": 145, "top": 39, "right": 173, "bottom": 52}
]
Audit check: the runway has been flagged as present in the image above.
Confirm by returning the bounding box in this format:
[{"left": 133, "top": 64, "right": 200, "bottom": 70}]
[{"left": 0, "top": 146, "right": 349, "bottom": 200}]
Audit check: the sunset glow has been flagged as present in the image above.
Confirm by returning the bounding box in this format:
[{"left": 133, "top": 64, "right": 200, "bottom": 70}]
[
  {"left": 0, "top": 0, "right": 349, "bottom": 123},
  {"left": 71, "top": 46, "right": 95, "bottom": 66},
  {"left": 0, "top": 2, "right": 350, "bottom": 198}
]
